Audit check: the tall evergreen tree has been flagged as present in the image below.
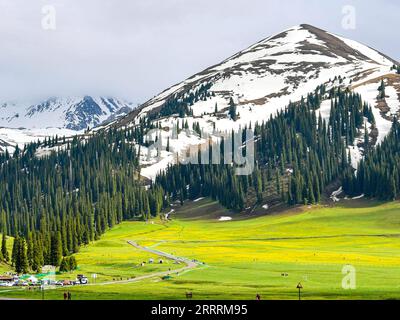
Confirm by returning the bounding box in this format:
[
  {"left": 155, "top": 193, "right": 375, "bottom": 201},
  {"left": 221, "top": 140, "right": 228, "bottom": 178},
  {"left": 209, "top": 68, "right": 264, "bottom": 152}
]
[
  {"left": 13, "top": 237, "right": 28, "bottom": 274},
  {"left": 50, "top": 232, "right": 62, "bottom": 267},
  {"left": 378, "top": 80, "right": 386, "bottom": 99},
  {"left": 228, "top": 98, "right": 238, "bottom": 121}
]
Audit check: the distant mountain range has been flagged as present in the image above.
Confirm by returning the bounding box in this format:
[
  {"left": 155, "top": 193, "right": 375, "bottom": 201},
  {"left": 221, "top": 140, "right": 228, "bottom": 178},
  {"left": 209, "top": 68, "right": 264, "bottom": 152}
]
[
  {"left": 0, "top": 96, "right": 134, "bottom": 131},
  {"left": 0, "top": 96, "right": 134, "bottom": 152}
]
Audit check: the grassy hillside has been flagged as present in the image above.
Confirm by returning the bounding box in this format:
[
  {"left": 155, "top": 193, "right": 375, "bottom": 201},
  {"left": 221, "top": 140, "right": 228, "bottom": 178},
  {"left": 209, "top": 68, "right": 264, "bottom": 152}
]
[{"left": 1, "top": 199, "right": 400, "bottom": 300}]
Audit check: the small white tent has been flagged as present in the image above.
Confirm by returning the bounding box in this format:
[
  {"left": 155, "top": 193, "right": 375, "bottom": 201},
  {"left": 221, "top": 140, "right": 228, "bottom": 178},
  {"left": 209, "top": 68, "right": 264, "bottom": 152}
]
[{"left": 27, "top": 276, "right": 38, "bottom": 284}]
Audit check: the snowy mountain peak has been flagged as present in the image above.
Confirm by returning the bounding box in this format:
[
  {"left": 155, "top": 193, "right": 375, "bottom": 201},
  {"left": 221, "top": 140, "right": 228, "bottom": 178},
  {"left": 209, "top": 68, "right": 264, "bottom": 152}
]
[
  {"left": 109, "top": 24, "right": 400, "bottom": 180},
  {"left": 235, "top": 24, "right": 395, "bottom": 66},
  {"left": 115, "top": 24, "right": 398, "bottom": 131},
  {"left": 0, "top": 96, "right": 134, "bottom": 131}
]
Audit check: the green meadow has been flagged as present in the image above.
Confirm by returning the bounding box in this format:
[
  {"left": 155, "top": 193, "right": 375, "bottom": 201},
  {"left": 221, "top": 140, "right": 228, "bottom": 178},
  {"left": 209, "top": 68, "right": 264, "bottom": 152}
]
[{"left": 1, "top": 198, "right": 400, "bottom": 300}]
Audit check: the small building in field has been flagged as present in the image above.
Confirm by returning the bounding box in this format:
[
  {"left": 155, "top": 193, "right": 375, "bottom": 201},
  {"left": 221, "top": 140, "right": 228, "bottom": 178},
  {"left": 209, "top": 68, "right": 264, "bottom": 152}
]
[{"left": 0, "top": 276, "right": 14, "bottom": 282}]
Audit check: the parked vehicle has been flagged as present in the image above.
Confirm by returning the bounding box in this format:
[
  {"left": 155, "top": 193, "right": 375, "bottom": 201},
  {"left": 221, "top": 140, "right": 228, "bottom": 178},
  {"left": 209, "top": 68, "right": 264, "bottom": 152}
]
[
  {"left": 76, "top": 274, "right": 89, "bottom": 285},
  {"left": 0, "top": 282, "right": 13, "bottom": 287}
]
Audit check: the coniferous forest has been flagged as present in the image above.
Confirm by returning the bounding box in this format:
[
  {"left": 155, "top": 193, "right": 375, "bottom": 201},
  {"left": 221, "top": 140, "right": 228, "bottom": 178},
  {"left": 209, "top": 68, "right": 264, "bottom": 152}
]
[
  {"left": 156, "top": 86, "right": 374, "bottom": 210},
  {"left": 343, "top": 117, "right": 400, "bottom": 200},
  {"left": 0, "top": 130, "right": 166, "bottom": 272}
]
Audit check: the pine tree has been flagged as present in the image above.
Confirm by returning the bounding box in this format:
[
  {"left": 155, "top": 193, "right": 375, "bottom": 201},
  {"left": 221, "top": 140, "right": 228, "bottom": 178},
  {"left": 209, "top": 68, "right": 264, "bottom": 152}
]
[
  {"left": 166, "top": 137, "right": 170, "bottom": 152},
  {"left": 1, "top": 233, "right": 7, "bottom": 262},
  {"left": 378, "top": 80, "right": 386, "bottom": 99},
  {"left": 228, "top": 98, "right": 237, "bottom": 121},
  {"left": 11, "top": 237, "right": 18, "bottom": 266},
  {"left": 60, "top": 255, "right": 78, "bottom": 272},
  {"left": 69, "top": 256, "right": 77, "bottom": 271},
  {"left": 13, "top": 237, "right": 28, "bottom": 274},
  {"left": 59, "top": 257, "right": 69, "bottom": 272},
  {"left": 50, "top": 232, "right": 62, "bottom": 267},
  {"left": 18, "top": 238, "right": 29, "bottom": 274},
  {"left": 32, "top": 239, "right": 41, "bottom": 272}
]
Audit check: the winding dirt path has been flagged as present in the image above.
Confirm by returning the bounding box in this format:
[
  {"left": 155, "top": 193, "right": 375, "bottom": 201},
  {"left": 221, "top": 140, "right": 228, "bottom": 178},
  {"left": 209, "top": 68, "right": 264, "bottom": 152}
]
[{"left": 93, "top": 241, "right": 199, "bottom": 286}]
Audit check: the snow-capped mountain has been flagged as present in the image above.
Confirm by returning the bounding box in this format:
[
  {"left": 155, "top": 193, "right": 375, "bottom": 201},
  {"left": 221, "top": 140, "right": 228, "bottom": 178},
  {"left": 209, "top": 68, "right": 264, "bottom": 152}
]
[
  {"left": 117, "top": 24, "right": 398, "bottom": 129},
  {"left": 111, "top": 24, "right": 400, "bottom": 180},
  {"left": 0, "top": 96, "right": 133, "bottom": 131},
  {"left": 0, "top": 96, "right": 134, "bottom": 153}
]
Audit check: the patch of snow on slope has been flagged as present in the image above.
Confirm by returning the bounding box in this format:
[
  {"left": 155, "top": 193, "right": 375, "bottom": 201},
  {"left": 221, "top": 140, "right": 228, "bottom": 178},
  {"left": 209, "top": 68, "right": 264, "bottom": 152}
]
[
  {"left": 316, "top": 99, "right": 332, "bottom": 122},
  {"left": 139, "top": 128, "right": 207, "bottom": 181},
  {"left": 0, "top": 127, "right": 78, "bottom": 153},
  {"left": 35, "top": 143, "right": 69, "bottom": 158},
  {"left": 385, "top": 85, "right": 400, "bottom": 116},
  {"left": 218, "top": 217, "right": 232, "bottom": 221},
  {"left": 354, "top": 83, "right": 392, "bottom": 144},
  {"left": 348, "top": 145, "right": 363, "bottom": 170}
]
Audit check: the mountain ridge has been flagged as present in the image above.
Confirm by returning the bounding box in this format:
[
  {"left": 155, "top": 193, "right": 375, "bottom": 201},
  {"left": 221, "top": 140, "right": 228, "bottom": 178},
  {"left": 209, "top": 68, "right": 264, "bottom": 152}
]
[
  {"left": 114, "top": 24, "right": 398, "bottom": 130},
  {"left": 0, "top": 96, "right": 134, "bottom": 131}
]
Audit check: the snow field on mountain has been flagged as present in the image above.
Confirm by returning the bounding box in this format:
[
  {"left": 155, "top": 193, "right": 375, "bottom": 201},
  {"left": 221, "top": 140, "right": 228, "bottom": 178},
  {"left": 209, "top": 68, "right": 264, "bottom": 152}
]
[
  {"left": 385, "top": 85, "right": 400, "bottom": 116},
  {"left": 0, "top": 127, "right": 78, "bottom": 153},
  {"left": 332, "top": 34, "right": 394, "bottom": 67}
]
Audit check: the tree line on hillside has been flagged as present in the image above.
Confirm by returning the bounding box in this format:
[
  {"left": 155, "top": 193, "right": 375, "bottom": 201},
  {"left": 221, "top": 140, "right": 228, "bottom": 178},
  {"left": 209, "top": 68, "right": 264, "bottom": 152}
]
[{"left": 148, "top": 83, "right": 214, "bottom": 120}]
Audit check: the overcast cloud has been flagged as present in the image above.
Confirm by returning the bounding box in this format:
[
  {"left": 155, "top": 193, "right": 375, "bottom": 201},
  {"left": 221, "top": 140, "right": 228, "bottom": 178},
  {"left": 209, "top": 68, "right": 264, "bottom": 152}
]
[{"left": 0, "top": 0, "right": 399, "bottom": 103}]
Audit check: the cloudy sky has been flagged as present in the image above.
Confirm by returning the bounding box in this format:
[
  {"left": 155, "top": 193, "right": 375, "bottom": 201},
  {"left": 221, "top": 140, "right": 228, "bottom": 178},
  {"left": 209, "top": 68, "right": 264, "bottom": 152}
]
[{"left": 0, "top": 0, "right": 399, "bottom": 103}]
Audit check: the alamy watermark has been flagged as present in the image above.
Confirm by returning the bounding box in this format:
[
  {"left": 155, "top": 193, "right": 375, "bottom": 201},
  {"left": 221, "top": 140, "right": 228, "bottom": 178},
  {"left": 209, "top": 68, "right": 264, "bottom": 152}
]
[
  {"left": 342, "top": 265, "right": 356, "bottom": 290},
  {"left": 341, "top": 5, "right": 356, "bottom": 30},
  {"left": 145, "top": 126, "right": 255, "bottom": 176},
  {"left": 41, "top": 4, "right": 57, "bottom": 30}
]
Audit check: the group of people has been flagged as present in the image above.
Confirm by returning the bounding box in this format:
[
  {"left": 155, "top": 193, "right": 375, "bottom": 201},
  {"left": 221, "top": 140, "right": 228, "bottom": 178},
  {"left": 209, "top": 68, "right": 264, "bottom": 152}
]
[{"left": 63, "top": 291, "right": 72, "bottom": 300}]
